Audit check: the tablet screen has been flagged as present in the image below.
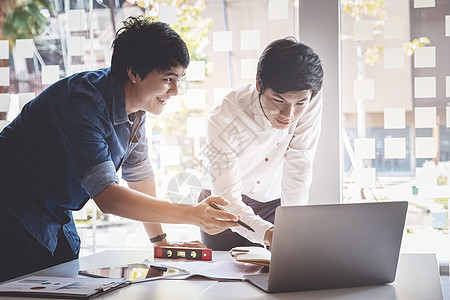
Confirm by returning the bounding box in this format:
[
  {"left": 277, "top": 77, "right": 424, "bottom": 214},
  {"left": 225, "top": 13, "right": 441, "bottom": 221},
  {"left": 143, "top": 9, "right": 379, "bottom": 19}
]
[{"left": 79, "top": 263, "right": 189, "bottom": 283}]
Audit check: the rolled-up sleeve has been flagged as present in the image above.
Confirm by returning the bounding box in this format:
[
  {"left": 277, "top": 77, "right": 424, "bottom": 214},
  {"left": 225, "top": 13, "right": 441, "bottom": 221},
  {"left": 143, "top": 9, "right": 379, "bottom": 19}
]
[{"left": 82, "top": 160, "right": 119, "bottom": 198}]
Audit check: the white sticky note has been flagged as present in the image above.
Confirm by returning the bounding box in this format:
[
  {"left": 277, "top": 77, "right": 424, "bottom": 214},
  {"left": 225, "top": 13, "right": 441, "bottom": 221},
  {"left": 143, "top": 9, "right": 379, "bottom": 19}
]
[
  {"left": 159, "top": 6, "right": 177, "bottom": 25},
  {"left": 185, "top": 89, "right": 206, "bottom": 110},
  {"left": 0, "top": 120, "right": 8, "bottom": 132},
  {"left": 354, "top": 138, "right": 375, "bottom": 159},
  {"left": 384, "top": 48, "right": 404, "bottom": 69},
  {"left": 414, "top": 0, "right": 435, "bottom": 8},
  {"left": 414, "top": 47, "right": 436, "bottom": 68},
  {"left": 384, "top": 108, "right": 405, "bottom": 129},
  {"left": 355, "top": 168, "right": 376, "bottom": 188},
  {"left": 241, "top": 30, "right": 260, "bottom": 50},
  {"left": 187, "top": 117, "right": 206, "bottom": 137},
  {"left": 0, "top": 40, "right": 9, "bottom": 59},
  {"left": 353, "top": 20, "right": 374, "bottom": 41},
  {"left": 446, "top": 16, "right": 450, "bottom": 37},
  {"left": 268, "top": 0, "right": 288, "bottom": 20},
  {"left": 446, "top": 76, "right": 450, "bottom": 97},
  {"left": 415, "top": 106, "right": 436, "bottom": 128},
  {"left": 416, "top": 167, "right": 437, "bottom": 187},
  {"left": 415, "top": 137, "right": 437, "bottom": 158},
  {"left": 384, "top": 19, "right": 406, "bottom": 40},
  {"left": 0, "top": 94, "right": 10, "bottom": 112},
  {"left": 447, "top": 107, "right": 450, "bottom": 128},
  {"left": 414, "top": 77, "right": 436, "bottom": 98},
  {"left": 353, "top": 79, "right": 374, "bottom": 99},
  {"left": 66, "top": 64, "right": 86, "bottom": 77},
  {"left": 214, "top": 88, "right": 233, "bottom": 103},
  {"left": 68, "top": 10, "right": 87, "bottom": 31},
  {"left": 213, "top": 31, "right": 232, "bottom": 52},
  {"left": 241, "top": 58, "right": 258, "bottom": 79},
  {"left": 161, "top": 146, "right": 180, "bottom": 166},
  {"left": 186, "top": 61, "right": 205, "bottom": 81},
  {"left": 67, "top": 36, "right": 85, "bottom": 56},
  {"left": 42, "top": 65, "right": 60, "bottom": 85},
  {"left": 384, "top": 138, "right": 406, "bottom": 159},
  {"left": 0, "top": 67, "right": 10, "bottom": 86},
  {"left": 15, "top": 39, "right": 34, "bottom": 58},
  {"left": 18, "top": 92, "right": 35, "bottom": 110}
]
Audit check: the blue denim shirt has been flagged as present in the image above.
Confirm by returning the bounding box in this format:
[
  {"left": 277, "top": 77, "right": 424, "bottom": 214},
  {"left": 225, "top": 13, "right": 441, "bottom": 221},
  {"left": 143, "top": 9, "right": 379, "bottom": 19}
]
[{"left": 0, "top": 68, "right": 154, "bottom": 254}]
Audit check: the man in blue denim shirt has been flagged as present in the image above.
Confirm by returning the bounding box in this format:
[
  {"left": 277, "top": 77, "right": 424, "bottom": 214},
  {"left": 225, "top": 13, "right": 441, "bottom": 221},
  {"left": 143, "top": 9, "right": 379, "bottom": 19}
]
[{"left": 0, "top": 16, "right": 238, "bottom": 282}]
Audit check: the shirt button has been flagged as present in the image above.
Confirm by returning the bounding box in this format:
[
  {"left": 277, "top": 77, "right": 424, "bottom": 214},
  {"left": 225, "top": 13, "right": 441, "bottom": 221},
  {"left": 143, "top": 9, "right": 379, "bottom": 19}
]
[
  {"left": 276, "top": 143, "right": 280, "bottom": 146},
  {"left": 256, "top": 181, "right": 260, "bottom": 184},
  {"left": 265, "top": 158, "right": 268, "bottom": 162}
]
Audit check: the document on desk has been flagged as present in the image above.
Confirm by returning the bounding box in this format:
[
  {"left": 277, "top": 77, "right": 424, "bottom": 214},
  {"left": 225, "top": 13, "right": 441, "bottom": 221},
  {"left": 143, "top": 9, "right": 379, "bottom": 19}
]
[
  {"left": 143, "top": 259, "right": 263, "bottom": 281},
  {"left": 0, "top": 276, "right": 129, "bottom": 299}
]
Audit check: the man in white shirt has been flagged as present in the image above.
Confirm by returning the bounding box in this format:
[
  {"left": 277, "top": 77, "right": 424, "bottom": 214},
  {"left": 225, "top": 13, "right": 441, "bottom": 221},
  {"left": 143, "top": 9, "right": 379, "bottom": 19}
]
[{"left": 199, "top": 37, "right": 324, "bottom": 250}]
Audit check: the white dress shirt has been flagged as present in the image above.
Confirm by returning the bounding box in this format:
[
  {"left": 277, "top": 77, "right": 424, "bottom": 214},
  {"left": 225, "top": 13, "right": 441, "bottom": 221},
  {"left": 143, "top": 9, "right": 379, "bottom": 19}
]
[{"left": 202, "top": 83, "right": 322, "bottom": 244}]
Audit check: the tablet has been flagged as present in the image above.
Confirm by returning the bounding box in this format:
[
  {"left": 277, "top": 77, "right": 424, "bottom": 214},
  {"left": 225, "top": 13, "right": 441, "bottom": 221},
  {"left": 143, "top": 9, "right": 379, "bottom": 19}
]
[{"left": 79, "top": 263, "right": 189, "bottom": 283}]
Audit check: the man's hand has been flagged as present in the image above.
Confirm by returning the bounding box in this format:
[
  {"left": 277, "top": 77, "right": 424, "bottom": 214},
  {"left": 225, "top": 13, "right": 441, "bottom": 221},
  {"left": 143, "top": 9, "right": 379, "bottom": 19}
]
[
  {"left": 264, "top": 227, "right": 274, "bottom": 247},
  {"left": 153, "top": 239, "right": 206, "bottom": 248},
  {"left": 191, "top": 196, "right": 239, "bottom": 235}
]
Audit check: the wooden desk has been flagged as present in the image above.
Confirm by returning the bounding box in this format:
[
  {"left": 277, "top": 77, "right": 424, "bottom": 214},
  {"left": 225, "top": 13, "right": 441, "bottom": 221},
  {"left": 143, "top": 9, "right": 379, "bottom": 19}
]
[{"left": 0, "top": 250, "right": 443, "bottom": 300}]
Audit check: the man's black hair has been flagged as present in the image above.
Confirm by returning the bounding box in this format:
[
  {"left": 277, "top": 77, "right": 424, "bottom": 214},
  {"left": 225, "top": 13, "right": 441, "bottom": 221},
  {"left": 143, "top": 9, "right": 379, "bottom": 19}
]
[
  {"left": 256, "top": 37, "right": 323, "bottom": 98},
  {"left": 111, "top": 16, "right": 189, "bottom": 83}
]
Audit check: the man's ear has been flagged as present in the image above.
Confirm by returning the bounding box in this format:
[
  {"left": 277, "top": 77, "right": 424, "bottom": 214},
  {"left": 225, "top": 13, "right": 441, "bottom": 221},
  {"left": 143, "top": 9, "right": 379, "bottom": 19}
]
[
  {"left": 255, "top": 79, "right": 260, "bottom": 93},
  {"left": 127, "top": 68, "right": 138, "bottom": 83}
]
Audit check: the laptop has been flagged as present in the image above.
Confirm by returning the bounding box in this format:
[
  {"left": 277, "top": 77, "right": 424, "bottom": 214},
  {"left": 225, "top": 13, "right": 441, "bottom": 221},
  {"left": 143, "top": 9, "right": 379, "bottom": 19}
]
[{"left": 244, "top": 201, "right": 408, "bottom": 293}]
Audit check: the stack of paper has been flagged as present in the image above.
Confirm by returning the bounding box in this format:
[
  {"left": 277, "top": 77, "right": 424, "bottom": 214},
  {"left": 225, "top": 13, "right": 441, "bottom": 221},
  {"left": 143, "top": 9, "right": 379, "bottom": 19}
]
[{"left": 230, "top": 246, "right": 271, "bottom": 267}]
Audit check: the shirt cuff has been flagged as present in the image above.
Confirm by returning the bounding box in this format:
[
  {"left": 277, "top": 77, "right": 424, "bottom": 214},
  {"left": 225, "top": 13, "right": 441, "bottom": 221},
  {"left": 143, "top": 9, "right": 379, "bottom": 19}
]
[
  {"left": 122, "top": 158, "right": 154, "bottom": 182},
  {"left": 81, "top": 160, "right": 119, "bottom": 198},
  {"left": 231, "top": 216, "right": 274, "bottom": 245}
]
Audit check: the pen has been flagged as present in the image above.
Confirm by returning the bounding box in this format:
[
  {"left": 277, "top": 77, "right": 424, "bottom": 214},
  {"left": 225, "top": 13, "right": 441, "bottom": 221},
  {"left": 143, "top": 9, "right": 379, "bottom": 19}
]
[{"left": 210, "top": 202, "right": 255, "bottom": 232}]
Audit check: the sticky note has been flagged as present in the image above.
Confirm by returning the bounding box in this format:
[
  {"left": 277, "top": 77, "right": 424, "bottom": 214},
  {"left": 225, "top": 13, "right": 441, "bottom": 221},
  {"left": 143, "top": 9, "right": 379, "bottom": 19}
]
[
  {"left": 240, "top": 30, "right": 260, "bottom": 50},
  {"left": 16, "top": 39, "right": 34, "bottom": 58},
  {"left": 213, "top": 31, "right": 232, "bottom": 52},
  {"left": 415, "top": 106, "right": 436, "bottom": 128},
  {"left": 214, "top": 88, "right": 233, "bottom": 103},
  {"left": 18, "top": 93, "right": 35, "bottom": 110},
  {"left": 416, "top": 167, "right": 437, "bottom": 187},
  {"left": 67, "top": 36, "right": 85, "bottom": 56},
  {"left": 186, "top": 61, "right": 205, "bottom": 81},
  {"left": 241, "top": 58, "right": 258, "bottom": 79},
  {"left": 42, "top": 65, "right": 60, "bottom": 85},
  {"left": 161, "top": 146, "right": 180, "bottom": 166},
  {"left": 185, "top": 89, "right": 206, "bottom": 110},
  {"left": 415, "top": 137, "right": 437, "bottom": 158},
  {"left": 447, "top": 107, "right": 450, "bottom": 127},
  {"left": 384, "top": 138, "right": 406, "bottom": 159},
  {"left": 268, "top": 0, "right": 288, "bottom": 20},
  {"left": 353, "top": 79, "right": 374, "bottom": 99},
  {"left": 384, "top": 19, "right": 406, "bottom": 40},
  {"left": 0, "top": 67, "right": 10, "bottom": 86},
  {"left": 0, "top": 120, "right": 8, "bottom": 132},
  {"left": 446, "top": 76, "right": 450, "bottom": 97},
  {"left": 187, "top": 117, "right": 206, "bottom": 137},
  {"left": 66, "top": 65, "right": 86, "bottom": 76},
  {"left": 159, "top": 6, "right": 177, "bottom": 25},
  {"left": 0, "top": 93, "right": 10, "bottom": 112},
  {"left": 355, "top": 168, "right": 376, "bottom": 188},
  {"left": 414, "top": 0, "right": 435, "bottom": 8},
  {"left": 353, "top": 20, "right": 374, "bottom": 41},
  {"left": 384, "top": 48, "right": 405, "bottom": 69},
  {"left": 354, "top": 138, "right": 375, "bottom": 159},
  {"left": 446, "top": 16, "right": 450, "bottom": 37},
  {"left": 414, "top": 77, "right": 436, "bottom": 98},
  {"left": 414, "top": 46, "right": 436, "bottom": 68},
  {"left": 0, "top": 40, "right": 8, "bottom": 59},
  {"left": 68, "top": 10, "right": 87, "bottom": 31},
  {"left": 384, "top": 108, "right": 405, "bottom": 129}
]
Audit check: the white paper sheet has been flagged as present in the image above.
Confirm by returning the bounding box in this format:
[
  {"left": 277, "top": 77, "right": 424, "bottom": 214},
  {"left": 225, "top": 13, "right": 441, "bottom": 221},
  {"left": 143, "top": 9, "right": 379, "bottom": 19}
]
[
  {"left": 353, "top": 79, "right": 374, "bottom": 99},
  {"left": 0, "top": 67, "right": 9, "bottom": 86},
  {"left": 414, "top": 46, "right": 436, "bottom": 68},
  {"left": 66, "top": 64, "right": 86, "bottom": 77},
  {"left": 268, "top": 0, "right": 288, "bottom": 20},
  {"left": 446, "top": 76, "right": 450, "bottom": 97},
  {"left": 42, "top": 65, "right": 60, "bottom": 85},
  {"left": 19, "top": 93, "right": 35, "bottom": 110},
  {"left": 414, "top": 77, "right": 436, "bottom": 98},
  {"left": 384, "top": 108, "right": 405, "bottom": 129},
  {"left": 186, "top": 61, "right": 205, "bottom": 81},
  {"left": 185, "top": 89, "right": 206, "bottom": 110},
  {"left": 16, "top": 39, "right": 34, "bottom": 58},
  {"left": 416, "top": 167, "right": 437, "bottom": 187},
  {"left": 415, "top": 137, "right": 437, "bottom": 158},
  {"left": 0, "top": 40, "right": 9, "bottom": 59},
  {"left": 68, "top": 9, "right": 87, "bottom": 31},
  {"left": 67, "top": 36, "right": 85, "bottom": 56},
  {"left": 241, "top": 58, "right": 258, "bottom": 79},
  {"left": 384, "top": 48, "right": 405, "bottom": 69},
  {"left": 414, "top": 0, "right": 435, "bottom": 8},
  {"left": 159, "top": 6, "right": 177, "bottom": 25},
  {"left": 0, "top": 120, "right": 8, "bottom": 132},
  {"left": 0, "top": 93, "right": 10, "bottom": 112},
  {"left": 384, "top": 19, "right": 406, "bottom": 40},
  {"left": 415, "top": 106, "right": 436, "bottom": 128},
  {"left": 355, "top": 168, "right": 376, "bottom": 188},
  {"left": 353, "top": 20, "right": 374, "bottom": 41},
  {"left": 384, "top": 138, "right": 406, "bottom": 159},
  {"left": 240, "top": 30, "right": 260, "bottom": 50},
  {"left": 213, "top": 31, "right": 232, "bottom": 52},
  {"left": 354, "top": 138, "right": 375, "bottom": 159},
  {"left": 446, "top": 15, "right": 450, "bottom": 37}
]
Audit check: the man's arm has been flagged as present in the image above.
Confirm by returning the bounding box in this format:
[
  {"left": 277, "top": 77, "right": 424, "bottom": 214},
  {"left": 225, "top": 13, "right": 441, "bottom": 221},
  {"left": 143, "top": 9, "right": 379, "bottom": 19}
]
[
  {"left": 93, "top": 183, "right": 239, "bottom": 235},
  {"left": 127, "top": 178, "right": 206, "bottom": 248}
]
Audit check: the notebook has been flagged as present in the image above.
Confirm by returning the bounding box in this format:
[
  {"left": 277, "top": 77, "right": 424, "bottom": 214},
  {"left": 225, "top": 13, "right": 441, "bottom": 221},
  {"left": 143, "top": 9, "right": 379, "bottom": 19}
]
[{"left": 244, "top": 201, "right": 408, "bottom": 293}]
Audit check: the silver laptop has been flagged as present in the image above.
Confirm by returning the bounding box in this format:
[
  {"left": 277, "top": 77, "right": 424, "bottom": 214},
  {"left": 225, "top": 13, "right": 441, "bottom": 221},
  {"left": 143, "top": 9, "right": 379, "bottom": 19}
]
[{"left": 244, "top": 201, "right": 408, "bottom": 293}]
